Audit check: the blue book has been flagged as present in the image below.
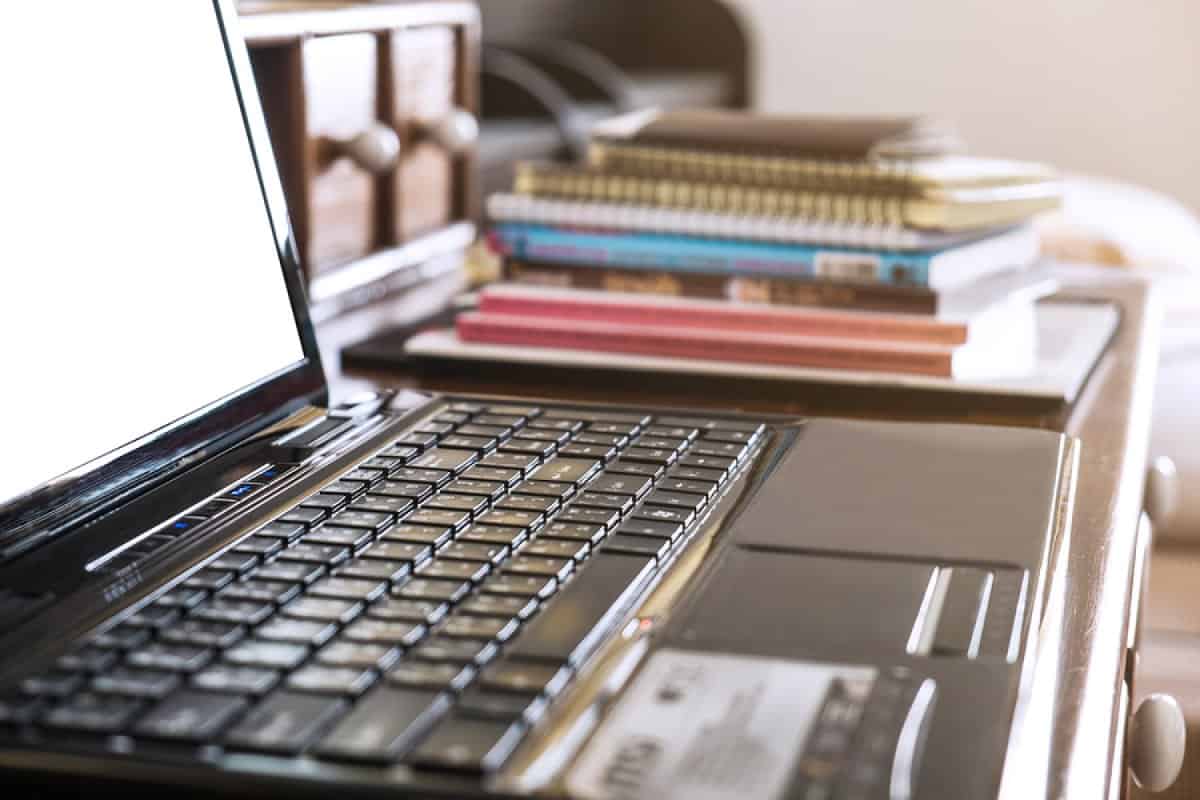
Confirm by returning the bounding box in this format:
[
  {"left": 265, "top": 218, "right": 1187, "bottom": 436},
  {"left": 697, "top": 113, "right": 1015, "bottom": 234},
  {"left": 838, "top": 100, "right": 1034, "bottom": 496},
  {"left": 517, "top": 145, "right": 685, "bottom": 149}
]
[{"left": 489, "top": 223, "right": 1038, "bottom": 291}]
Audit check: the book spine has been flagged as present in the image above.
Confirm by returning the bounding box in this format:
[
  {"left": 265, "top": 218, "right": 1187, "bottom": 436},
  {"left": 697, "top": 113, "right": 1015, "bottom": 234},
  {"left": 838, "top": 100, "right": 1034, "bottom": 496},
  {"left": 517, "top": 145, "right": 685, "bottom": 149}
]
[
  {"left": 514, "top": 163, "right": 911, "bottom": 226},
  {"left": 456, "top": 312, "right": 954, "bottom": 377},
  {"left": 504, "top": 260, "right": 939, "bottom": 315},
  {"left": 587, "top": 142, "right": 917, "bottom": 195},
  {"left": 477, "top": 289, "right": 968, "bottom": 346},
  {"left": 489, "top": 224, "right": 937, "bottom": 286}
]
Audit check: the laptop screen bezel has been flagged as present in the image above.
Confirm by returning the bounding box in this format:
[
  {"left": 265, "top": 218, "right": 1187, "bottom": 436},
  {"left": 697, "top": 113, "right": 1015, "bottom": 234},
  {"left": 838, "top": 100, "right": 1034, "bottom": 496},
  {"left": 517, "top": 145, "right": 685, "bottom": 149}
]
[{"left": 0, "top": 0, "right": 326, "bottom": 554}]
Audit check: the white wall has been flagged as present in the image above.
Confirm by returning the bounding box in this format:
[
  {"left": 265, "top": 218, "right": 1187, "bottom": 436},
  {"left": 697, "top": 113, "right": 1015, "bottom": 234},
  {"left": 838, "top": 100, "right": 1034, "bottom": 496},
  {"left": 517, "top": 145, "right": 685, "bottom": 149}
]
[{"left": 727, "top": 0, "right": 1200, "bottom": 211}]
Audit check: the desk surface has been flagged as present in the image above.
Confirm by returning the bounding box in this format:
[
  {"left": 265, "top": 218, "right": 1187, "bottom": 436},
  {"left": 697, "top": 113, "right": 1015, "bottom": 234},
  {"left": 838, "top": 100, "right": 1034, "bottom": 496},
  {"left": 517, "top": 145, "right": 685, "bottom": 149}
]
[{"left": 316, "top": 267, "right": 1162, "bottom": 799}]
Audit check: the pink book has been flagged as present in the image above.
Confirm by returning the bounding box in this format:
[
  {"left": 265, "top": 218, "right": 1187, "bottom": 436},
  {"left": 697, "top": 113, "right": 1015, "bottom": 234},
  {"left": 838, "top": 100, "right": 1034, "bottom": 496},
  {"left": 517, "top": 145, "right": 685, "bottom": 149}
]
[
  {"left": 476, "top": 284, "right": 1021, "bottom": 347},
  {"left": 456, "top": 310, "right": 1035, "bottom": 379}
]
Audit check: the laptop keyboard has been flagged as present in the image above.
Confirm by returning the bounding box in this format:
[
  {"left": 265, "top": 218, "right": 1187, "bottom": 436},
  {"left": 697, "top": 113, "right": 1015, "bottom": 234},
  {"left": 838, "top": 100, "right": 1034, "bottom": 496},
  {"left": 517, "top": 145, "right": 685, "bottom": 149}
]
[{"left": 3, "top": 403, "right": 765, "bottom": 774}]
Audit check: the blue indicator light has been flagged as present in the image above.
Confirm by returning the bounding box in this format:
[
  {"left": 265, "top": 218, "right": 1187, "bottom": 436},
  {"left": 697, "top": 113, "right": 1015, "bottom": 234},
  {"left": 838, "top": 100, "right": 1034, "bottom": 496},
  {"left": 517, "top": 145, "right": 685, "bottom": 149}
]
[{"left": 173, "top": 521, "right": 190, "bottom": 530}]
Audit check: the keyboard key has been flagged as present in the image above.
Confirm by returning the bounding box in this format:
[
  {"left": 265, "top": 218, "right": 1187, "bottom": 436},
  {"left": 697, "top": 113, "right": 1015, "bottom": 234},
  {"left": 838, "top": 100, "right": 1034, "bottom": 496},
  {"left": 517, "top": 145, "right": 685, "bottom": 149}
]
[
  {"left": 284, "top": 597, "right": 363, "bottom": 625},
  {"left": 458, "top": 424, "right": 509, "bottom": 439},
  {"left": 497, "top": 494, "right": 560, "bottom": 515},
  {"left": 343, "top": 619, "right": 427, "bottom": 647},
  {"left": 643, "top": 489, "right": 707, "bottom": 512},
  {"left": 361, "top": 456, "right": 403, "bottom": 474},
  {"left": 690, "top": 441, "right": 747, "bottom": 459},
  {"left": 127, "top": 604, "right": 181, "bottom": 630},
  {"left": 479, "top": 453, "right": 540, "bottom": 475},
  {"left": 415, "top": 422, "right": 455, "bottom": 437},
  {"left": 499, "top": 438, "right": 556, "bottom": 458},
  {"left": 622, "top": 447, "right": 677, "bottom": 466},
  {"left": 458, "top": 594, "right": 539, "bottom": 621},
  {"left": 279, "top": 508, "right": 326, "bottom": 527},
  {"left": 462, "top": 466, "right": 522, "bottom": 487},
  {"left": 288, "top": 666, "right": 377, "bottom": 697},
  {"left": 407, "top": 715, "right": 524, "bottom": 773},
  {"left": 440, "top": 616, "right": 519, "bottom": 643},
  {"left": 474, "top": 414, "right": 525, "bottom": 431},
  {"left": 191, "top": 665, "right": 279, "bottom": 695},
  {"left": 300, "top": 493, "right": 349, "bottom": 515},
  {"left": 56, "top": 647, "right": 118, "bottom": 674},
  {"left": 309, "top": 576, "right": 388, "bottom": 602},
  {"left": 540, "top": 521, "right": 607, "bottom": 545},
  {"left": 395, "top": 433, "right": 438, "bottom": 450},
  {"left": 43, "top": 692, "right": 143, "bottom": 733},
  {"left": 512, "top": 480, "right": 575, "bottom": 500},
  {"left": 703, "top": 429, "right": 760, "bottom": 445},
  {"left": 161, "top": 620, "right": 245, "bottom": 650},
  {"left": 256, "top": 618, "right": 338, "bottom": 648},
  {"left": 302, "top": 526, "right": 372, "bottom": 551},
  {"left": 440, "top": 436, "right": 496, "bottom": 453},
  {"left": 387, "top": 662, "right": 475, "bottom": 692},
  {"left": 380, "top": 444, "right": 421, "bottom": 462},
  {"left": 632, "top": 505, "right": 694, "bottom": 527},
  {"left": 322, "top": 480, "right": 367, "bottom": 500},
  {"left": 184, "top": 569, "right": 235, "bottom": 592},
  {"left": 406, "top": 508, "right": 471, "bottom": 531},
  {"left": 418, "top": 557, "right": 491, "bottom": 584},
  {"left": 572, "top": 492, "right": 633, "bottom": 515},
  {"left": 557, "top": 506, "right": 621, "bottom": 530},
  {"left": 154, "top": 587, "right": 208, "bottom": 610},
  {"left": 523, "top": 538, "right": 589, "bottom": 563},
  {"left": 558, "top": 443, "right": 616, "bottom": 462},
  {"left": 232, "top": 537, "right": 283, "bottom": 559},
  {"left": 391, "top": 468, "right": 453, "bottom": 488},
  {"left": 449, "top": 542, "right": 512, "bottom": 565},
  {"left": 317, "top": 642, "right": 401, "bottom": 671},
  {"left": 192, "top": 599, "right": 275, "bottom": 626},
  {"left": 362, "top": 540, "right": 433, "bottom": 565},
  {"left": 91, "top": 624, "right": 152, "bottom": 651},
  {"left": 643, "top": 424, "right": 699, "bottom": 441},
  {"left": 446, "top": 479, "right": 506, "bottom": 500},
  {"left": 277, "top": 543, "right": 350, "bottom": 567},
  {"left": 92, "top": 667, "right": 180, "bottom": 699},
  {"left": 658, "top": 478, "right": 718, "bottom": 498},
  {"left": 586, "top": 473, "right": 653, "bottom": 498},
  {"left": 458, "top": 689, "right": 546, "bottom": 723},
  {"left": 411, "top": 448, "right": 479, "bottom": 474},
  {"left": 479, "top": 661, "right": 571, "bottom": 697},
  {"left": 220, "top": 579, "right": 302, "bottom": 607},
  {"left": 328, "top": 509, "right": 394, "bottom": 532},
  {"left": 224, "top": 641, "right": 309, "bottom": 671},
  {"left": 505, "top": 555, "right": 573, "bottom": 582},
  {"left": 412, "top": 637, "right": 498, "bottom": 666},
  {"left": 382, "top": 524, "right": 455, "bottom": 549},
  {"left": 458, "top": 525, "right": 527, "bottom": 547},
  {"left": 253, "top": 561, "right": 325, "bottom": 586},
  {"left": 395, "top": 578, "right": 472, "bottom": 604},
  {"left": 481, "top": 574, "right": 557, "bottom": 601},
  {"left": 507, "top": 553, "right": 655, "bottom": 666},
  {"left": 127, "top": 643, "right": 212, "bottom": 673},
  {"left": 424, "top": 493, "right": 488, "bottom": 516},
  {"left": 336, "top": 558, "right": 413, "bottom": 584},
  {"left": 21, "top": 672, "right": 84, "bottom": 699},
  {"left": 353, "top": 495, "right": 417, "bottom": 518},
  {"left": 677, "top": 454, "right": 734, "bottom": 474},
  {"left": 617, "top": 519, "right": 683, "bottom": 541},
  {"left": 606, "top": 460, "right": 664, "bottom": 480},
  {"left": 632, "top": 437, "right": 689, "bottom": 454},
  {"left": 603, "top": 534, "right": 671, "bottom": 561},
  {"left": 226, "top": 691, "right": 349, "bottom": 755},
  {"left": 136, "top": 690, "right": 248, "bottom": 741},
  {"left": 315, "top": 687, "right": 450, "bottom": 763},
  {"left": 485, "top": 405, "right": 541, "bottom": 418},
  {"left": 477, "top": 509, "right": 543, "bottom": 530},
  {"left": 369, "top": 598, "right": 449, "bottom": 625},
  {"left": 374, "top": 481, "right": 434, "bottom": 502},
  {"left": 527, "top": 417, "right": 581, "bottom": 433},
  {"left": 658, "top": 416, "right": 764, "bottom": 436}
]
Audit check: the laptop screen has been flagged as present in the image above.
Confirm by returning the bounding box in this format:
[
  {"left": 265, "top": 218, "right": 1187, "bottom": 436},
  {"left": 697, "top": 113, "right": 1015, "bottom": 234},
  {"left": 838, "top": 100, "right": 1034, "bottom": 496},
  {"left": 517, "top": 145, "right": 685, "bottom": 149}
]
[{"left": 0, "top": 3, "right": 308, "bottom": 512}]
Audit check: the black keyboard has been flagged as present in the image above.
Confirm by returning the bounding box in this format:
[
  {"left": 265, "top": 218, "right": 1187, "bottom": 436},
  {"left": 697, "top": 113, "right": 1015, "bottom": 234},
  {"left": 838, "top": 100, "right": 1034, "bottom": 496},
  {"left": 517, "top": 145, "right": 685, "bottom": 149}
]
[{"left": 3, "top": 402, "right": 765, "bottom": 775}]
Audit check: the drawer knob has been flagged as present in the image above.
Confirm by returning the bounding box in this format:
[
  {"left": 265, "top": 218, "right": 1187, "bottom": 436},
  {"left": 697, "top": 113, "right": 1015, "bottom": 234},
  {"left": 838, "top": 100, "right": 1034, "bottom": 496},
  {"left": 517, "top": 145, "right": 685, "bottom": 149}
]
[
  {"left": 416, "top": 108, "right": 479, "bottom": 154},
  {"left": 1130, "top": 693, "right": 1186, "bottom": 792},
  {"left": 337, "top": 123, "right": 402, "bottom": 175},
  {"left": 1145, "top": 455, "right": 1179, "bottom": 531}
]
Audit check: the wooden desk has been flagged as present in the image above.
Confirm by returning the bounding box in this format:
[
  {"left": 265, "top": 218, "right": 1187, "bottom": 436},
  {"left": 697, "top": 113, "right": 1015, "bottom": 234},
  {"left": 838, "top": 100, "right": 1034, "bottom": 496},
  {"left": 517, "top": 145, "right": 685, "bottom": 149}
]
[{"left": 316, "top": 267, "right": 1163, "bottom": 799}]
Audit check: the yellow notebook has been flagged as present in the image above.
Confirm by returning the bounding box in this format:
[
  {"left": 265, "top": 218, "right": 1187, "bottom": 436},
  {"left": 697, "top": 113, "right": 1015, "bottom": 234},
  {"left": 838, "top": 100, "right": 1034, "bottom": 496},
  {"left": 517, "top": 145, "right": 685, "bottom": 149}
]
[{"left": 513, "top": 162, "right": 1061, "bottom": 232}]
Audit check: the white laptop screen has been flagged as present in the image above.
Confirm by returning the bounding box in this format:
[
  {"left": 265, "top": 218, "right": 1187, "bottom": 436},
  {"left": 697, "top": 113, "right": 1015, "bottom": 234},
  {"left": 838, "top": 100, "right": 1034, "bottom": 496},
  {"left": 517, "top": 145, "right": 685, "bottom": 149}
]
[{"left": 0, "top": 2, "right": 306, "bottom": 509}]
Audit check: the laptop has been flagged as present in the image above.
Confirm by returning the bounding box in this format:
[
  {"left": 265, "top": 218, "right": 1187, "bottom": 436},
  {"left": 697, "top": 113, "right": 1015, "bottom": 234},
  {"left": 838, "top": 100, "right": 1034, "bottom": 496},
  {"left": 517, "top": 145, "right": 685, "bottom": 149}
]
[{"left": 0, "top": 3, "right": 1077, "bottom": 798}]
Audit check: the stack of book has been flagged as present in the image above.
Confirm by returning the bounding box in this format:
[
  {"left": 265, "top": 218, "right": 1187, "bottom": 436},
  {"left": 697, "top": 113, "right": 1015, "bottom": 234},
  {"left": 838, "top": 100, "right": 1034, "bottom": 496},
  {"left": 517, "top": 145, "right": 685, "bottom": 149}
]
[{"left": 466, "top": 110, "right": 1064, "bottom": 379}]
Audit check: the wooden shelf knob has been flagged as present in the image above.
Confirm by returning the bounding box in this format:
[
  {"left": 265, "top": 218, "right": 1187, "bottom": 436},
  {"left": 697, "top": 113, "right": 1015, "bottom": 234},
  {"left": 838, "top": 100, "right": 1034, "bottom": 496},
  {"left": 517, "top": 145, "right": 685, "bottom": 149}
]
[
  {"left": 338, "top": 122, "right": 402, "bottom": 175},
  {"left": 416, "top": 108, "right": 479, "bottom": 154},
  {"left": 1130, "top": 693, "right": 1186, "bottom": 792},
  {"left": 1145, "top": 455, "right": 1179, "bottom": 531}
]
